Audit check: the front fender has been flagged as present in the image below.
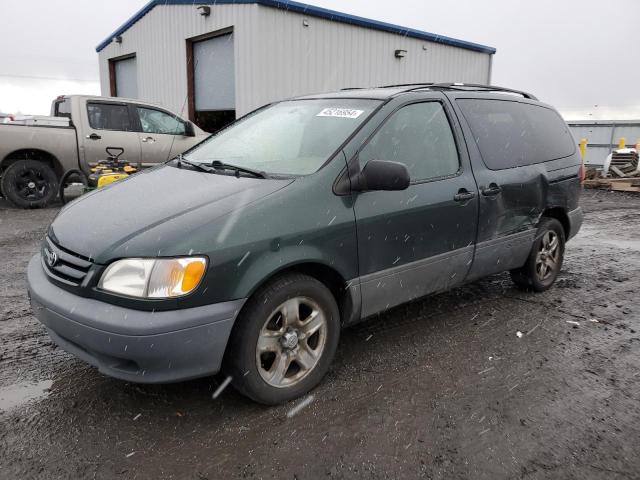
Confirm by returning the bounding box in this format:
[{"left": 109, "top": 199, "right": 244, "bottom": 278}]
[{"left": 231, "top": 243, "right": 352, "bottom": 300}]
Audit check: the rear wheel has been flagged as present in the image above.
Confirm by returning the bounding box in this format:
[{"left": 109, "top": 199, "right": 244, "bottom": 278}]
[
  {"left": 510, "top": 217, "right": 565, "bottom": 292},
  {"left": 1, "top": 160, "right": 58, "bottom": 208},
  {"left": 223, "top": 273, "right": 340, "bottom": 405}
]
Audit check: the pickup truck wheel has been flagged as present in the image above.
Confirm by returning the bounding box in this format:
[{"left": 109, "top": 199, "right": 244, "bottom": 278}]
[
  {"left": 510, "top": 217, "right": 565, "bottom": 292},
  {"left": 223, "top": 273, "right": 340, "bottom": 405},
  {"left": 1, "top": 160, "right": 59, "bottom": 208}
]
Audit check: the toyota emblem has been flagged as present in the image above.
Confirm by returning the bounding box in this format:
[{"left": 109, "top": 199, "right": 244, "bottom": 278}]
[{"left": 44, "top": 247, "right": 58, "bottom": 268}]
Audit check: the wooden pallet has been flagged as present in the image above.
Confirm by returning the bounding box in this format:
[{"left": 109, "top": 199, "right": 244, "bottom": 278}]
[{"left": 583, "top": 177, "right": 640, "bottom": 193}]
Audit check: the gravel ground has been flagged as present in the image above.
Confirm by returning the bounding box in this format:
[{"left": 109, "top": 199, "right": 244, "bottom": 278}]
[{"left": 0, "top": 189, "right": 639, "bottom": 480}]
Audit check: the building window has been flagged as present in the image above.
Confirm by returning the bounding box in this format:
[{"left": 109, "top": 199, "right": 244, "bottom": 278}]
[{"left": 187, "top": 30, "right": 235, "bottom": 133}]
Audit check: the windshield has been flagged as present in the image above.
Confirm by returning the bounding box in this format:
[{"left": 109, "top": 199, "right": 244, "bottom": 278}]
[{"left": 184, "top": 99, "right": 381, "bottom": 175}]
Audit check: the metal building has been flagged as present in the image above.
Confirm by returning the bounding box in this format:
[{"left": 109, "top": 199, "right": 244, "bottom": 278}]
[
  {"left": 97, "top": 0, "right": 495, "bottom": 132},
  {"left": 568, "top": 120, "right": 640, "bottom": 166}
]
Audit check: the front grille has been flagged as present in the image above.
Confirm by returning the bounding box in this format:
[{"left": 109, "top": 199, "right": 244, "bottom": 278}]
[{"left": 42, "top": 236, "right": 93, "bottom": 286}]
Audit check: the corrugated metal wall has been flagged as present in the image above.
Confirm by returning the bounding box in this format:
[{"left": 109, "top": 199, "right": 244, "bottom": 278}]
[
  {"left": 98, "top": 3, "right": 491, "bottom": 118},
  {"left": 99, "top": 4, "right": 258, "bottom": 118},
  {"left": 568, "top": 121, "right": 640, "bottom": 166}
]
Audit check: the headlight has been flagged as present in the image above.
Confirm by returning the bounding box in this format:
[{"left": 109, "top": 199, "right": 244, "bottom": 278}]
[{"left": 98, "top": 257, "right": 207, "bottom": 298}]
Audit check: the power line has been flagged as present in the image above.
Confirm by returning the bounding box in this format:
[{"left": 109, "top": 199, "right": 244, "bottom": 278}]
[{"left": 0, "top": 73, "right": 98, "bottom": 83}]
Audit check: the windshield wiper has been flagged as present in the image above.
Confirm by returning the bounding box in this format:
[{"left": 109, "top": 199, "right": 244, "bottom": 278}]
[
  {"left": 175, "top": 156, "right": 214, "bottom": 173},
  {"left": 210, "top": 160, "right": 268, "bottom": 179}
]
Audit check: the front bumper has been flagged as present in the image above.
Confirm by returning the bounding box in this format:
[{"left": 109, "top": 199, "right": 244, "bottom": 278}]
[
  {"left": 27, "top": 254, "right": 245, "bottom": 383},
  {"left": 567, "top": 207, "right": 584, "bottom": 240}
]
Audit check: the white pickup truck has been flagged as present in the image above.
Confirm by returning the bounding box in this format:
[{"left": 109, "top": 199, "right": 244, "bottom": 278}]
[{"left": 0, "top": 95, "right": 208, "bottom": 208}]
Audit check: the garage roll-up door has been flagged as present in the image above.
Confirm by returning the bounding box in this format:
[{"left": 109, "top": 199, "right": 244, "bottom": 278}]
[
  {"left": 193, "top": 33, "right": 235, "bottom": 111},
  {"left": 114, "top": 56, "right": 138, "bottom": 99}
]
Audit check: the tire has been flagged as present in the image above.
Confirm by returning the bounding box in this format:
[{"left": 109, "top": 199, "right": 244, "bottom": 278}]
[
  {"left": 1, "top": 160, "right": 59, "bottom": 208},
  {"left": 510, "top": 217, "right": 565, "bottom": 292},
  {"left": 223, "top": 273, "right": 341, "bottom": 405},
  {"left": 58, "top": 169, "right": 89, "bottom": 205}
]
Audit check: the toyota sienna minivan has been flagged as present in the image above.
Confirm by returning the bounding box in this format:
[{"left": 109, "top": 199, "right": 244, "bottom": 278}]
[{"left": 28, "top": 83, "right": 583, "bottom": 404}]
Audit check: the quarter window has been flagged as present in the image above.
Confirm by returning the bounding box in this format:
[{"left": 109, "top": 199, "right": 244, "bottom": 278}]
[
  {"left": 457, "top": 99, "right": 575, "bottom": 170},
  {"left": 359, "top": 102, "right": 459, "bottom": 181},
  {"left": 87, "top": 103, "right": 132, "bottom": 131},
  {"left": 136, "top": 107, "right": 186, "bottom": 135}
]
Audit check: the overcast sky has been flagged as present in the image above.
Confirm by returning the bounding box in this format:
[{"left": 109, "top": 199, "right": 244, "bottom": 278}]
[{"left": 1, "top": 0, "right": 637, "bottom": 119}]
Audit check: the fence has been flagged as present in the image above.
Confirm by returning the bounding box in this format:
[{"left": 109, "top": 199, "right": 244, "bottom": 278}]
[{"left": 568, "top": 120, "right": 640, "bottom": 166}]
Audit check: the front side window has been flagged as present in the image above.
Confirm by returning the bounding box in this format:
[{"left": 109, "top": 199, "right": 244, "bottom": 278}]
[
  {"left": 137, "top": 107, "right": 186, "bottom": 135},
  {"left": 87, "top": 103, "right": 132, "bottom": 131},
  {"left": 358, "top": 102, "right": 460, "bottom": 181},
  {"left": 185, "top": 99, "right": 380, "bottom": 175}
]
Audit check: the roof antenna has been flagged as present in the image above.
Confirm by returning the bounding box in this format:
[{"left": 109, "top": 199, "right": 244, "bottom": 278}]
[{"left": 166, "top": 55, "right": 199, "bottom": 166}]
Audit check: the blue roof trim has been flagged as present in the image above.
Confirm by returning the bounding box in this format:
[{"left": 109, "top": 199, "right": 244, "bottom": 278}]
[{"left": 96, "top": 0, "right": 496, "bottom": 54}]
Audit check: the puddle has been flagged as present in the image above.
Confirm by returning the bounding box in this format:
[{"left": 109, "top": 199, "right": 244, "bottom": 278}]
[{"left": 0, "top": 380, "right": 53, "bottom": 412}]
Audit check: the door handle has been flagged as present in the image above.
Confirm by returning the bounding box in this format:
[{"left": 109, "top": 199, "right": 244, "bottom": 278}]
[
  {"left": 454, "top": 189, "right": 476, "bottom": 202},
  {"left": 481, "top": 183, "right": 502, "bottom": 196},
  {"left": 141, "top": 136, "right": 155, "bottom": 143},
  {"left": 86, "top": 133, "right": 101, "bottom": 140}
]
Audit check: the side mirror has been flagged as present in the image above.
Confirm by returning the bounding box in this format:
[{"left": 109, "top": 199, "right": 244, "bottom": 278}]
[
  {"left": 353, "top": 160, "right": 410, "bottom": 192},
  {"left": 184, "top": 121, "right": 195, "bottom": 137}
]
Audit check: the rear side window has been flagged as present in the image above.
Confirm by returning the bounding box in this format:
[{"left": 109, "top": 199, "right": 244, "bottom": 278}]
[
  {"left": 359, "top": 102, "right": 459, "bottom": 181},
  {"left": 87, "top": 103, "right": 132, "bottom": 131},
  {"left": 457, "top": 99, "right": 575, "bottom": 169},
  {"left": 54, "top": 99, "right": 71, "bottom": 119}
]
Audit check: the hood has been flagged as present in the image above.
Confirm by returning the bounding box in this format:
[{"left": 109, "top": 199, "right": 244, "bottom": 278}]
[{"left": 50, "top": 165, "right": 293, "bottom": 262}]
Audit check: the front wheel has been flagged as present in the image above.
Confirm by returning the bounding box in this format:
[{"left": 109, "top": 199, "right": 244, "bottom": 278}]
[
  {"left": 223, "top": 273, "right": 340, "bottom": 405},
  {"left": 510, "top": 217, "right": 565, "bottom": 292}
]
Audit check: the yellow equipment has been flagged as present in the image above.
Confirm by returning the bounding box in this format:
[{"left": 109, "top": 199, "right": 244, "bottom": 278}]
[
  {"left": 59, "top": 147, "right": 139, "bottom": 205},
  {"left": 88, "top": 147, "right": 138, "bottom": 188}
]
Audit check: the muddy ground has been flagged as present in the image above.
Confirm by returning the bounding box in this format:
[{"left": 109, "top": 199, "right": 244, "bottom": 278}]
[{"left": 0, "top": 189, "right": 639, "bottom": 479}]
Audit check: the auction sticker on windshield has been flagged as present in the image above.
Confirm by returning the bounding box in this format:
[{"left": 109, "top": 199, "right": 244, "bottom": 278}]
[{"left": 316, "top": 108, "right": 364, "bottom": 119}]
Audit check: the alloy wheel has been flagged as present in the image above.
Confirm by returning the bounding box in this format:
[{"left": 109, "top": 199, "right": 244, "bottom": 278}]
[
  {"left": 535, "top": 231, "right": 559, "bottom": 281},
  {"left": 256, "top": 296, "right": 327, "bottom": 388}
]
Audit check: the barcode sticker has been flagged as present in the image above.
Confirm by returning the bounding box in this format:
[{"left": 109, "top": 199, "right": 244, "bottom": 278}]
[{"left": 316, "top": 108, "right": 364, "bottom": 119}]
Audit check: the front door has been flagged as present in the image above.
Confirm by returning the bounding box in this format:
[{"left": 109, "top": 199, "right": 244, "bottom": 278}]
[
  {"left": 81, "top": 101, "right": 141, "bottom": 170},
  {"left": 352, "top": 99, "right": 479, "bottom": 318},
  {"left": 134, "top": 106, "right": 201, "bottom": 166}
]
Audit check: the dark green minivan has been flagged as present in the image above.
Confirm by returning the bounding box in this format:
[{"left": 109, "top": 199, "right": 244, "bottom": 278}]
[{"left": 28, "top": 84, "right": 583, "bottom": 404}]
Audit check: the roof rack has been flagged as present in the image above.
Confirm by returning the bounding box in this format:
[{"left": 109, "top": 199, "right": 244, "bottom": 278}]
[
  {"left": 345, "top": 82, "right": 538, "bottom": 100},
  {"left": 378, "top": 83, "right": 436, "bottom": 89},
  {"left": 422, "top": 83, "right": 538, "bottom": 100},
  {"left": 341, "top": 83, "right": 437, "bottom": 91}
]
